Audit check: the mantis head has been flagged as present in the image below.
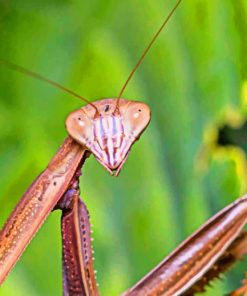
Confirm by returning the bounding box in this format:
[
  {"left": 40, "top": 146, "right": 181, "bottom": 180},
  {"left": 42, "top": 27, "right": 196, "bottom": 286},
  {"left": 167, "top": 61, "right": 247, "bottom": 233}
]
[{"left": 66, "top": 98, "right": 151, "bottom": 176}]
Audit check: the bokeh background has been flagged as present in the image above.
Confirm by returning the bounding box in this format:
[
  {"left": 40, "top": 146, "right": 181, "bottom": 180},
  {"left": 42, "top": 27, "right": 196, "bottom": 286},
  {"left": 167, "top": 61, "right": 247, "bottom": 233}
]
[{"left": 0, "top": 0, "right": 247, "bottom": 295}]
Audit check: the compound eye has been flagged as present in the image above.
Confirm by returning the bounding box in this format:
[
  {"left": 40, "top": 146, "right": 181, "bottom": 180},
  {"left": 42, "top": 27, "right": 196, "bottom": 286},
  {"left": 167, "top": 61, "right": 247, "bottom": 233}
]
[
  {"left": 123, "top": 102, "right": 151, "bottom": 137},
  {"left": 66, "top": 110, "right": 93, "bottom": 146}
]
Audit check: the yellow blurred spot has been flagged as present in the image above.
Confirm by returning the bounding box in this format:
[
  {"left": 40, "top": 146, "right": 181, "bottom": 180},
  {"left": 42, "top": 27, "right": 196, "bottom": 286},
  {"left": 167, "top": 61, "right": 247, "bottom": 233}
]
[{"left": 223, "top": 105, "right": 244, "bottom": 128}]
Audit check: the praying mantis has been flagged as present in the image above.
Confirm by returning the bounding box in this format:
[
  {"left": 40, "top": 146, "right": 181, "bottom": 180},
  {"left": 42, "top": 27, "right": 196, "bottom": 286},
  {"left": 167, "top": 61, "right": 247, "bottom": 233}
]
[{"left": 0, "top": 0, "right": 247, "bottom": 295}]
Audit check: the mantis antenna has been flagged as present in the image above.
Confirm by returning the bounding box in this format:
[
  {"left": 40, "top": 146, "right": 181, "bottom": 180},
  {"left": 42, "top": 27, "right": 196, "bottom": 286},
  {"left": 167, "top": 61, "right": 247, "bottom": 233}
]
[
  {"left": 1, "top": 0, "right": 181, "bottom": 113},
  {"left": 0, "top": 59, "right": 99, "bottom": 113},
  {"left": 116, "top": 0, "right": 182, "bottom": 109}
]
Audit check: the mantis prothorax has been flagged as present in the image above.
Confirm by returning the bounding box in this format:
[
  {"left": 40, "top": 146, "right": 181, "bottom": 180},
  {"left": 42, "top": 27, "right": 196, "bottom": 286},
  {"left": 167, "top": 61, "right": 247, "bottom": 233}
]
[{"left": 0, "top": 0, "right": 247, "bottom": 295}]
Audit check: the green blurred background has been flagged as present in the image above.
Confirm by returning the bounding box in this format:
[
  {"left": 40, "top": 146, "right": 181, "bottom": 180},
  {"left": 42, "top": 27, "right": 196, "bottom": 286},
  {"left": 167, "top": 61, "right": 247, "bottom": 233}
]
[{"left": 0, "top": 0, "right": 247, "bottom": 295}]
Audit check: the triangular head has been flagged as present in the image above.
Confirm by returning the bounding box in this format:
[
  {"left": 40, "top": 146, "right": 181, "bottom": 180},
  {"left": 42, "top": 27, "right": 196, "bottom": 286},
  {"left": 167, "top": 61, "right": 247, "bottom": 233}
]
[{"left": 66, "top": 98, "right": 151, "bottom": 176}]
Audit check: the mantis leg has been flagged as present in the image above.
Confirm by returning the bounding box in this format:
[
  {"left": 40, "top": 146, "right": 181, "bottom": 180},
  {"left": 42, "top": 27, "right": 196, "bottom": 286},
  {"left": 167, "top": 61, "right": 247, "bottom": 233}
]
[
  {"left": 184, "top": 230, "right": 247, "bottom": 296},
  {"left": 55, "top": 166, "right": 99, "bottom": 296},
  {"left": 0, "top": 137, "right": 88, "bottom": 284},
  {"left": 123, "top": 195, "right": 247, "bottom": 296}
]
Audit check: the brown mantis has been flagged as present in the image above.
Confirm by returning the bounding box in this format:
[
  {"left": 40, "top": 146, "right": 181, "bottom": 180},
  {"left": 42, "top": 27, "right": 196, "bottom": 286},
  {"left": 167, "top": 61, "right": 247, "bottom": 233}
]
[{"left": 0, "top": 0, "right": 247, "bottom": 295}]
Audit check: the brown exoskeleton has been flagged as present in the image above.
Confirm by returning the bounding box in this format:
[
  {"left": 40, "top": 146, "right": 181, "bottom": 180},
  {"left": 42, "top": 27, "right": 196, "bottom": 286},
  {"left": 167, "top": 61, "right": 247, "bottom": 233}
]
[{"left": 0, "top": 0, "right": 247, "bottom": 295}]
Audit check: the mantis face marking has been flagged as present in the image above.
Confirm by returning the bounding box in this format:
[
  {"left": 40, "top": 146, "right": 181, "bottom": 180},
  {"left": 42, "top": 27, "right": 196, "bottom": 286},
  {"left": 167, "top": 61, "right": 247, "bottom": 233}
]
[{"left": 66, "top": 98, "right": 151, "bottom": 176}]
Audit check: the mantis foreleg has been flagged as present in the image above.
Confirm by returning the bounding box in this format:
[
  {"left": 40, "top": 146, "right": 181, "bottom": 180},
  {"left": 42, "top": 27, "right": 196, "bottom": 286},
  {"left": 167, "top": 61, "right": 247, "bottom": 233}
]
[
  {"left": 0, "top": 137, "right": 88, "bottom": 284},
  {"left": 55, "top": 165, "right": 98, "bottom": 296},
  {"left": 123, "top": 195, "right": 247, "bottom": 296},
  {"left": 184, "top": 231, "right": 247, "bottom": 296}
]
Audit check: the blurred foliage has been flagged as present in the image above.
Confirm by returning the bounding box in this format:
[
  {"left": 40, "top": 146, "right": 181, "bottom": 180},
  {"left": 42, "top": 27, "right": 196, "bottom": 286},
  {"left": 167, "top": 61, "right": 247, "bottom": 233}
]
[{"left": 0, "top": 0, "right": 247, "bottom": 295}]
